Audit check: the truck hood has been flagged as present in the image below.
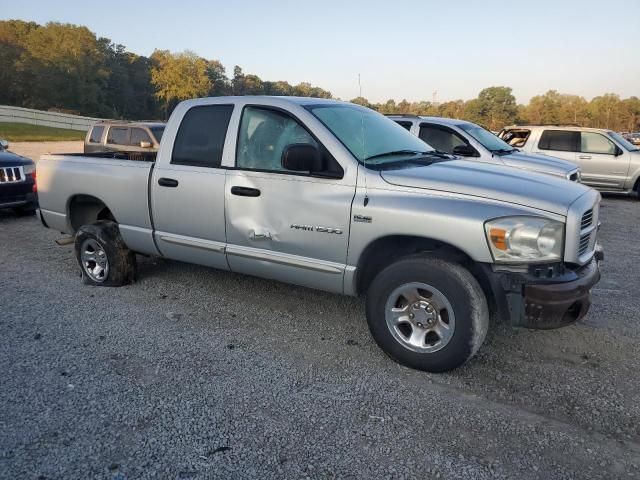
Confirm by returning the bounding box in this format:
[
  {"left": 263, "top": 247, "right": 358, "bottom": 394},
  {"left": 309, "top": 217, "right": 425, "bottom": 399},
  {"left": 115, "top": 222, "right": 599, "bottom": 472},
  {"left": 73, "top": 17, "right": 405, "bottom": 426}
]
[
  {"left": 499, "top": 150, "right": 577, "bottom": 177},
  {"left": 379, "top": 159, "right": 591, "bottom": 216}
]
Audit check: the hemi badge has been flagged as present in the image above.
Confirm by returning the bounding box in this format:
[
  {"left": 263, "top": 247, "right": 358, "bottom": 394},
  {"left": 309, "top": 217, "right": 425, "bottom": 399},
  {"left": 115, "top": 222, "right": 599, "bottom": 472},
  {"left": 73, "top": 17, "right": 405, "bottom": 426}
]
[{"left": 353, "top": 215, "right": 372, "bottom": 224}]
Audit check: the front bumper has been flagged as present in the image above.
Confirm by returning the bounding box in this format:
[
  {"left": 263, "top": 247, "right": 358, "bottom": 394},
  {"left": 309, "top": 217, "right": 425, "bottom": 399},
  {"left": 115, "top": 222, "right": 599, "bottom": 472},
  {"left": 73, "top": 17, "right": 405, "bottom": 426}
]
[
  {"left": 0, "top": 179, "right": 37, "bottom": 209},
  {"left": 482, "top": 248, "right": 602, "bottom": 329}
]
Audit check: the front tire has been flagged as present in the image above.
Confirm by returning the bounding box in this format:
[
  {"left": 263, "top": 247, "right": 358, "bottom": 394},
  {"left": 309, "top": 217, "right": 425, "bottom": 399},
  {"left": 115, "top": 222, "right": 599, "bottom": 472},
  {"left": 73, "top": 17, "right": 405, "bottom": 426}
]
[
  {"left": 365, "top": 256, "right": 489, "bottom": 373},
  {"left": 74, "top": 220, "right": 136, "bottom": 286}
]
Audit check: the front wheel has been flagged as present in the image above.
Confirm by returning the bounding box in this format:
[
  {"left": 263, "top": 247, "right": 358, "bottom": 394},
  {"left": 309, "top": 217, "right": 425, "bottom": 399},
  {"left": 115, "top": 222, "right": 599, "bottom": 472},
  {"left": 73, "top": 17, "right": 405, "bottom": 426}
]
[
  {"left": 366, "top": 256, "right": 489, "bottom": 373},
  {"left": 74, "top": 220, "right": 136, "bottom": 286}
]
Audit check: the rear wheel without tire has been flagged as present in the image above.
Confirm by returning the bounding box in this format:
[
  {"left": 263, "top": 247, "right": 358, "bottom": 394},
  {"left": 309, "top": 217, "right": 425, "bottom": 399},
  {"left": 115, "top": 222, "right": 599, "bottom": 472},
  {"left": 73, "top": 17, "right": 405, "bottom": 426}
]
[
  {"left": 366, "top": 256, "right": 489, "bottom": 373},
  {"left": 74, "top": 220, "right": 136, "bottom": 286}
]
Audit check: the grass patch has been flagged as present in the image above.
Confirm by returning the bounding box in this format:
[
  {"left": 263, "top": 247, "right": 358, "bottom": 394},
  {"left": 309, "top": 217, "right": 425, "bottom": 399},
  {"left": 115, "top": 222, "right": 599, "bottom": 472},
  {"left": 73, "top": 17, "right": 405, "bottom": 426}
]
[{"left": 0, "top": 122, "right": 86, "bottom": 142}]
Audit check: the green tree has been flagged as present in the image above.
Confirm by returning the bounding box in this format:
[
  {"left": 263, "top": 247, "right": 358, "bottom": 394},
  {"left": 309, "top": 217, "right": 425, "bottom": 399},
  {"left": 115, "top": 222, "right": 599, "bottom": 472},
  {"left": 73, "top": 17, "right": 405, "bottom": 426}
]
[{"left": 151, "top": 49, "right": 211, "bottom": 117}]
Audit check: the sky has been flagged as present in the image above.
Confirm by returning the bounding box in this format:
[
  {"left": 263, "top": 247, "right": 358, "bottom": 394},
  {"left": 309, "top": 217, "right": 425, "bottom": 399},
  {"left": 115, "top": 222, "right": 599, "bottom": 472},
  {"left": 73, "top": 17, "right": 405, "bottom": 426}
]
[{"left": 3, "top": 0, "right": 639, "bottom": 104}]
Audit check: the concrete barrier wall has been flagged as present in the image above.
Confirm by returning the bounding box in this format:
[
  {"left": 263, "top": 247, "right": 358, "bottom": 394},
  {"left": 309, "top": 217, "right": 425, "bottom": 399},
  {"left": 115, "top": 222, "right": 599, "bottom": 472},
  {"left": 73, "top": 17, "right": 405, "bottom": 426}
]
[{"left": 0, "top": 105, "right": 106, "bottom": 131}]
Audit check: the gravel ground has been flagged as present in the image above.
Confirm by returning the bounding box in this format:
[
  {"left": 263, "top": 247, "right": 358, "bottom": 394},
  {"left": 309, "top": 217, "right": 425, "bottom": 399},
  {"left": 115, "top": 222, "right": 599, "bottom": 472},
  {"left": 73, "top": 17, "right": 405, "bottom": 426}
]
[
  {"left": 8, "top": 141, "right": 83, "bottom": 161},
  {"left": 1, "top": 195, "right": 639, "bottom": 479}
]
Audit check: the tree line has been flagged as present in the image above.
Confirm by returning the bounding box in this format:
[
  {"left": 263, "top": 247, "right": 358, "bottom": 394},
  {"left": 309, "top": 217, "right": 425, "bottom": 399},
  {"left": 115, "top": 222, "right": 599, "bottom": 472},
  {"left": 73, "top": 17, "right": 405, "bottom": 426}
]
[{"left": 1, "top": 20, "right": 638, "bottom": 132}]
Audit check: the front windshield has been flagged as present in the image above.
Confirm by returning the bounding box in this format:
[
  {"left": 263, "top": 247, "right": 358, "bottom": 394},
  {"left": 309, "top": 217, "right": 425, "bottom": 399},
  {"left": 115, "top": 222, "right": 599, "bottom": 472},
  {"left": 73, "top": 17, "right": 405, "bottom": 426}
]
[
  {"left": 306, "top": 104, "right": 433, "bottom": 163},
  {"left": 608, "top": 131, "right": 639, "bottom": 151},
  {"left": 458, "top": 123, "right": 514, "bottom": 152}
]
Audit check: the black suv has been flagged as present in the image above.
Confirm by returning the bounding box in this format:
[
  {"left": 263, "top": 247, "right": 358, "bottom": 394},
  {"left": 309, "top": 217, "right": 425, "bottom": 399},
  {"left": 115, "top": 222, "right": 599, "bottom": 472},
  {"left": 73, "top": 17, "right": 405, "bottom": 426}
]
[{"left": 0, "top": 139, "right": 38, "bottom": 215}]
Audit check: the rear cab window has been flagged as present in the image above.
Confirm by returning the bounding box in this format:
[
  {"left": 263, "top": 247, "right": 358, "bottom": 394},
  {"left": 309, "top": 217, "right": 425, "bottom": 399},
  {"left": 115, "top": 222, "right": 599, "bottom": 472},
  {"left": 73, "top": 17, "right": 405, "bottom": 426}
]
[
  {"left": 171, "top": 105, "right": 234, "bottom": 168},
  {"left": 89, "top": 126, "right": 104, "bottom": 144},
  {"left": 538, "top": 130, "right": 579, "bottom": 152}
]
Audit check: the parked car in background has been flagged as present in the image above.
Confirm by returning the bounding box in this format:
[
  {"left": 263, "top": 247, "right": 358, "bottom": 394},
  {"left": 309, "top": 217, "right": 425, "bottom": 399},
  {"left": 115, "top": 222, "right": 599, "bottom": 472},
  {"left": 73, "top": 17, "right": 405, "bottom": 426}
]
[
  {"left": 0, "top": 139, "right": 38, "bottom": 215},
  {"left": 84, "top": 122, "right": 165, "bottom": 155},
  {"left": 628, "top": 133, "right": 640, "bottom": 146},
  {"left": 499, "top": 125, "right": 640, "bottom": 195},
  {"left": 388, "top": 115, "right": 580, "bottom": 181},
  {"left": 37, "top": 96, "right": 602, "bottom": 373}
]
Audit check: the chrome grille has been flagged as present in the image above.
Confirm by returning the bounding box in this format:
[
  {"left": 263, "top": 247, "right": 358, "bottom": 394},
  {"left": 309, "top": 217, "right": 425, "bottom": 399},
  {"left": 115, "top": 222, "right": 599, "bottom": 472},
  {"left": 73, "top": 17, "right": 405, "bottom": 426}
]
[
  {"left": 581, "top": 209, "right": 593, "bottom": 230},
  {"left": 0, "top": 166, "right": 24, "bottom": 183}
]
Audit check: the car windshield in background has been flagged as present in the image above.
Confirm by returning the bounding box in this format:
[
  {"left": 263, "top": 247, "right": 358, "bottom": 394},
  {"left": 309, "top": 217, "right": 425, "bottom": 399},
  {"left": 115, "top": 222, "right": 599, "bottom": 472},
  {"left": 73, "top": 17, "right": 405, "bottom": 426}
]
[
  {"left": 608, "top": 131, "right": 639, "bottom": 151},
  {"left": 306, "top": 104, "right": 433, "bottom": 165},
  {"left": 458, "top": 123, "right": 515, "bottom": 153},
  {"left": 150, "top": 126, "right": 165, "bottom": 142}
]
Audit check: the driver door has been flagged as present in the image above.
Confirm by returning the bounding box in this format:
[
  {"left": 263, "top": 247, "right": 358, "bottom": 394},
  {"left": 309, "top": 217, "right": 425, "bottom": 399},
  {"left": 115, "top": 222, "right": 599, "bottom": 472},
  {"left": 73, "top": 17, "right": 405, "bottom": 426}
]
[{"left": 224, "top": 106, "right": 354, "bottom": 293}]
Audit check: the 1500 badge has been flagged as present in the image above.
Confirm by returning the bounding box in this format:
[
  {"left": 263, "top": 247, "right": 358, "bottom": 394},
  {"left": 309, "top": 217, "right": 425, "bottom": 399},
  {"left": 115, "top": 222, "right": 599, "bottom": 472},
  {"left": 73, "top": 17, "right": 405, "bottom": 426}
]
[{"left": 290, "top": 224, "right": 343, "bottom": 234}]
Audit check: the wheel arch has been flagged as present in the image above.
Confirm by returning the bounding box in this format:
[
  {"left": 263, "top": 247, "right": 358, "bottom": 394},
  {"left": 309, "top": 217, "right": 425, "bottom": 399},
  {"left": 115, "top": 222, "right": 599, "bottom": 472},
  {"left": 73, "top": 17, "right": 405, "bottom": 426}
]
[
  {"left": 354, "top": 235, "right": 496, "bottom": 314},
  {"left": 67, "top": 194, "right": 117, "bottom": 233}
]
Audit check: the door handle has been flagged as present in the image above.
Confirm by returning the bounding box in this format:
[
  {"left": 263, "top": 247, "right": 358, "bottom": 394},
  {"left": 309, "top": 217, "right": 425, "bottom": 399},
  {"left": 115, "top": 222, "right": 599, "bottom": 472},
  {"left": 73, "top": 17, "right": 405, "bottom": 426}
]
[
  {"left": 578, "top": 155, "right": 592, "bottom": 160},
  {"left": 158, "top": 177, "right": 179, "bottom": 187},
  {"left": 231, "top": 186, "right": 261, "bottom": 197}
]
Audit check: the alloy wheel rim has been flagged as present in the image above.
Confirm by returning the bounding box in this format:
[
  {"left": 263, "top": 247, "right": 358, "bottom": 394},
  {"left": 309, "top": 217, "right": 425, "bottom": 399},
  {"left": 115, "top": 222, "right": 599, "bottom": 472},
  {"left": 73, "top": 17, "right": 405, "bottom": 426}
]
[
  {"left": 80, "top": 238, "right": 109, "bottom": 282},
  {"left": 384, "top": 282, "right": 456, "bottom": 353}
]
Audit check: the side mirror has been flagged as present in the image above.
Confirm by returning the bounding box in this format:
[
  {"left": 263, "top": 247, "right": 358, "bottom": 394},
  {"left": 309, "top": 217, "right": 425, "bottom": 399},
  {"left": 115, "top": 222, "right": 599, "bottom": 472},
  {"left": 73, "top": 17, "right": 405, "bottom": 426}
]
[
  {"left": 614, "top": 146, "right": 623, "bottom": 156},
  {"left": 0, "top": 139, "right": 9, "bottom": 150},
  {"left": 282, "top": 144, "right": 323, "bottom": 172},
  {"left": 452, "top": 144, "right": 476, "bottom": 157},
  {"left": 140, "top": 141, "right": 152, "bottom": 148}
]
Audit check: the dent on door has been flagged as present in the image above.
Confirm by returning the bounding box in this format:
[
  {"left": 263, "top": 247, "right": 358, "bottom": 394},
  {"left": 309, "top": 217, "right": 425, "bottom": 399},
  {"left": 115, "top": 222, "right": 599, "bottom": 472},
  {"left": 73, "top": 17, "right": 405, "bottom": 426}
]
[{"left": 225, "top": 173, "right": 352, "bottom": 293}]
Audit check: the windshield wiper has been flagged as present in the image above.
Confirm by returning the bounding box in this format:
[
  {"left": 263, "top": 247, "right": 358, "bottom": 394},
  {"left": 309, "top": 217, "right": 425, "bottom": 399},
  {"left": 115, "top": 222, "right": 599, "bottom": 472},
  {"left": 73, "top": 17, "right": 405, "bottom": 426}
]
[
  {"left": 364, "top": 150, "right": 426, "bottom": 161},
  {"left": 490, "top": 148, "right": 516, "bottom": 155}
]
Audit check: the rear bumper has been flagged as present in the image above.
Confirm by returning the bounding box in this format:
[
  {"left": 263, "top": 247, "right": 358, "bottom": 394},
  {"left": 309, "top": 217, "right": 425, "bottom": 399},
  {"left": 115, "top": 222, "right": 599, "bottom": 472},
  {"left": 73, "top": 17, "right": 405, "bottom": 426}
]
[{"left": 483, "top": 247, "right": 602, "bottom": 329}]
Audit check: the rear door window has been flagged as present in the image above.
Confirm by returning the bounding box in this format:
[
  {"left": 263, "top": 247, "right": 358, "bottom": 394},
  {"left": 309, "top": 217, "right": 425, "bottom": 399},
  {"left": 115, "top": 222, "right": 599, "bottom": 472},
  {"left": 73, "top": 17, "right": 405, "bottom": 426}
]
[
  {"left": 580, "top": 132, "right": 616, "bottom": 155},
  {"left": 538, "top": 130, "right": 579, "bottom": 152},
  {"left": 418, "top": 124, "right": 467, "bottom": 154},
  {"left": 107, "top": 127, "right": 130, "bottom": 145},
  {"left": 171, "top": 105, "right": 234, "bottom": 168},
  {"left": 89, "top": 126, "right": 104, "bottom": 143},
  {"left": 130, "top": 128, "right": 152, "bottom": 146}
]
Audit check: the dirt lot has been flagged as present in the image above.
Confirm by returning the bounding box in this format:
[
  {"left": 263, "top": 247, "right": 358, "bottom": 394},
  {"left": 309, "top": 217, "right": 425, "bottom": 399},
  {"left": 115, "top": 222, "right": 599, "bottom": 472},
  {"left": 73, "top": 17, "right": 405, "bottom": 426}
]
[
  {"left": 1, "top": 195, "right": 639, "bottom": 479},
  {"left": 8, "top": 141, "right": 83, "bottom": 160}
]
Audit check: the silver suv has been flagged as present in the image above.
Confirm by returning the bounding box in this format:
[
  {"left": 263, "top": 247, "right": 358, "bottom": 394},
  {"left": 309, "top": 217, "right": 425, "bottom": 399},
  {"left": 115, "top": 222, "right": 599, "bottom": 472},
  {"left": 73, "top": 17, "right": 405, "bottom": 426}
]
[
  {"left": 499, "top": 125, "right": 640, "bottom": 195},
  {"left": 388, "top": 115, "right": 580, "bottom": 181}
]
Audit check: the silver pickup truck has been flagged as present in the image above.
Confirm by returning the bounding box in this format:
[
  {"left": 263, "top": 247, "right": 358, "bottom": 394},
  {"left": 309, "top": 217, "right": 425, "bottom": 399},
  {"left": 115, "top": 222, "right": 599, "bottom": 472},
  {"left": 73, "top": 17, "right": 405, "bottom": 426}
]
[{"left": 36, "top": 96, "right": 603, "bottom": 372}]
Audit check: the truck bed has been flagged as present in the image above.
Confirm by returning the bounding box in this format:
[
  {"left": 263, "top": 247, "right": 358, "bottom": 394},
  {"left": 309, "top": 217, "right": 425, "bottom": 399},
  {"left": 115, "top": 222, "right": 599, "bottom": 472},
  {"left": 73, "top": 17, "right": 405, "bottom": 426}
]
[{"left": 37, "top": 153, "right": 156, "bottom": 254}]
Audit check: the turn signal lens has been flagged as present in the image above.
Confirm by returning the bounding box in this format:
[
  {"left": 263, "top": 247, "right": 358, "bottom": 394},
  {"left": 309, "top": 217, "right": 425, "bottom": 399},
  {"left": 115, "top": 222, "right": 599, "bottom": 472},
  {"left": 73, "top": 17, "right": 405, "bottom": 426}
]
[{"left": 489, "top": 228, "right": 507, "bottom": 250}]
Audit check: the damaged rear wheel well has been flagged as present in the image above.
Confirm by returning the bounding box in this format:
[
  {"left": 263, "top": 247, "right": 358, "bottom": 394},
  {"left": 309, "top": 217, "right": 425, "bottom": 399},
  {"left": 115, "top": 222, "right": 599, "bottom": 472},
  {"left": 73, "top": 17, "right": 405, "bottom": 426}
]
[{"left": 68, "top": 195, "right": 116, "bottom": 232}]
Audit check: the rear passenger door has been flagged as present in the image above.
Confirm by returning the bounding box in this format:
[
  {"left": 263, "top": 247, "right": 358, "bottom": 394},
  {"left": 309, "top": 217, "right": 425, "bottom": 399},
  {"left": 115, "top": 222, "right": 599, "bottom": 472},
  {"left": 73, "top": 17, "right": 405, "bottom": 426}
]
[
  {"left": 151, "top": 104, "right": 234, "bottom": 269},
  {"left": 224, "top": 105, "right": 354, "bottom": 293},
  {"left": 534, "top": 130, "right": 578, "bottom": 163}
]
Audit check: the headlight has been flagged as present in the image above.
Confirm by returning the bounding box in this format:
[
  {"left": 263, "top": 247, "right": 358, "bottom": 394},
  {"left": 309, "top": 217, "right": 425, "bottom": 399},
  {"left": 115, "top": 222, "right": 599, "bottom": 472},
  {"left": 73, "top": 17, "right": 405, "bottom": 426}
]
[
  {"left": 23, "top": 164, "right": 36, "bottom": 175},
  {"left": 485, "top": 216, "right": 564, "bottom": 263}
]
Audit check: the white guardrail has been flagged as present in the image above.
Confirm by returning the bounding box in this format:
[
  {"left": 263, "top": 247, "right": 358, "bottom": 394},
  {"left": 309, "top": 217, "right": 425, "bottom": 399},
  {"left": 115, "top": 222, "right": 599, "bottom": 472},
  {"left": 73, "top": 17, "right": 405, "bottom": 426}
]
[{"left": 0, "top": 105, "right": 106, "bottom": 131}]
